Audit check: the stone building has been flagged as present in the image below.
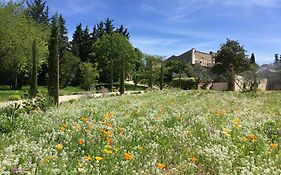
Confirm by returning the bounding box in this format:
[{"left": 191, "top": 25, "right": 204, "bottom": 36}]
[{"left": 168, "top": 48, "right": 215, "bottom": 67}]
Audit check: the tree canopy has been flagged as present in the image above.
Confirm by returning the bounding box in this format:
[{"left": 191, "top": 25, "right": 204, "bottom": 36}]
[{"left": 212, "top": 39, "right": 250, "bottom": 78}]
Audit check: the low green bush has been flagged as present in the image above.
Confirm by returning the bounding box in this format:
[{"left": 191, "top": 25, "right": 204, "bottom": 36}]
[
  {"left": 171, "top": 77, "right": 197, "bottom": 90},
  {"left": 8, "top": 95, "right": 21, "bottom": 101}
]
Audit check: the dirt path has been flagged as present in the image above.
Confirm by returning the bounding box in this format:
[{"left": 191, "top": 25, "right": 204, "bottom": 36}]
[{"left": 0, "top": 91, "right": 145, "bottom": 109}]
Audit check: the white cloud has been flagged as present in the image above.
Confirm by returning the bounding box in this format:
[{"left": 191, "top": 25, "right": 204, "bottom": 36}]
[{"left": 49, "top": 0, "right": 107, "bottom": 16}]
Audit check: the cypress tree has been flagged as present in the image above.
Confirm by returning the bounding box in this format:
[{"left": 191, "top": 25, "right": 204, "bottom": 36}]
[
  {"left": 274, "top": 54, "right": 279, "bottom": 64},
  {"left": 48, "top": 15, "right": 59, "bottom": 105},
  {"left": 250, "top": 53, "right": 256, "bottom": 64},
  {"left": 30, "top": 39, "right": 38, "bottom": 98}
]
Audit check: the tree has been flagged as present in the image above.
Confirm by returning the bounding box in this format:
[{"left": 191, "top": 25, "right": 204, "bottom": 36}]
[
  {"left": 29, "top": 39, "right": 38, "bottom": 98},
  {"left": 274, "top": 54, "right": 279, "bottom": 64},
  {"left": 27, "top": 0, "right": 49, "bottom": 25},
  {"left": 212, "top": 39, "right": 250, "bottom": 90},
  {"left": 116, "top": 25, "right": 130, "bottom": 39},
  {"left": 250, "top": 53, "right": 256, "bottom": 64},
  {"left": 58, "top": 14, "right": 68, "bottom": 60},
  {"left": 48, "top": 15, "right": 59, "bottom": 105},
  {"left": 104, "top": 18, "right": 114, "bottom": 34},
  {"left": 71, "top": 23, "right": 83, "bottom": 58},
  {"left": 91, "top": 33, "right": 135, "bottom": 94},
  {"left": 81, "top": 26, "right": 92, "bottom": 62},
  {"left": 132, "top": 48, "right": 144, "bottom": 89},
  {"left": 80, "top": 62, "right": 99, "bottom": 90},
  {"left": 60, "top": 50, "right": 80, "bottom": 88},
  {"left": 0, "top": 2, "right": 48, "bottom": 89}
]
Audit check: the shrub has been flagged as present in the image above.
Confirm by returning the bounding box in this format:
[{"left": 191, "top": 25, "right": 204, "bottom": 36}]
[
  {"left": 172, "top": 77, "right": 197, "bottom": 90},
  {"left": 80, "top": 63, "right": 99, "bottom": 91},
  {"left": 8, "top": 95, "right": 21, "bottom": 101},
  {"left": 0, "top": 104, "right": 23, "bottom": 133}
]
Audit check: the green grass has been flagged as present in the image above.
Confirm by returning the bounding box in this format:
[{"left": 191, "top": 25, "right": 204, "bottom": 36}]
[
  {"left": 0, "top": 86, "right": 85, "bottom": 102},
  {"left": 0, "top": 90, "right": 280, "bottom": 174}
]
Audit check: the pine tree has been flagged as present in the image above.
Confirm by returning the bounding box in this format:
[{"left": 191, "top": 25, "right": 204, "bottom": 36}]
[
  {"left": 97, "top": 21, "right": 105, "bottom": 38},
  {"left": 27, "top": 0, "right": 49, "bottom": 25},
  {"left": 71, "top": 23, "right": 83, "bottom": 58},
  {"left": 104, "top": 18, "right": 114, "bottom": 34},
  {"left": 58, "top": 14, "right": 68, "bottom": 59},
  {"left": 250, "top": 53, "right": 256, "bottom": 64},
  {"left": 81, "top": 26, "right": 92, "bottom": 62},
  {"left": 29, "top": 39, "right": 38, "bottom": 98},
  {"left": 48, "top": 15, "right": 59, "bottom": 105},
  {"left": 116, "top": 25, "right": 130, "bottom": 39},
  {"left": 91, "top": 25, "right": 98, "bottom": 43}
]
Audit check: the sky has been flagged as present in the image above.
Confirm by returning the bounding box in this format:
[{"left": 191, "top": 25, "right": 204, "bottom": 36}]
[{"left": 44, "top": 0, "right": 281, "bottom": 64}]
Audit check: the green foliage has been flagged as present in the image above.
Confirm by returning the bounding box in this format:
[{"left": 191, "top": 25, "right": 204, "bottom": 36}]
[
  {"left": 8, "top": 95, "right": 21, "bottom": 101},
  {"left": 238, "top": 64, "right": 261, "bottom": 92},
  {"left": 60, "top": 50, "right": 80, "bottom": 88},
  {"left": 0, "top": 2, "right": 48, "bottom": 89},
  {"left": 29, "top": 39, "right": 38, "bottom": 98},
  {"left": 91, "top": 33, "right": 135, "bottom": 93},
  {"left": 0, "top": 104, "right": 22, "bottom": 133},
  {"left": 79, "top": 62, "right": 99, "bottom": 90},
  {"left": 71, "top": 24, "right": 91, "bottom": 62},
  {"left": 250, "top": 53, "right": 256, "bottom": 64},
  {"left": 191, "top": 63, "right": 212, "bottom": 83},
  {"left": 48, "top": 15, "right": 59, "bottom": 104},
  {"left": 171, "top": 77, "right": 197, "bottom": 90},
  {"left": 1, "top": 91, "right": 281, "bottom": 173},
  {"left": 27, "top": 0, "right": 49, "bottom": 25},
  {"left": 212, "top": 39, "right": 250, "bottom": 78}
]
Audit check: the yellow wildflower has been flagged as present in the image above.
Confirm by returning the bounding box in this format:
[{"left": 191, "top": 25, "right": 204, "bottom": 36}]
[
  {"left": 249, "top": 134, "right": 256, "bottom": 140},
  {"left": 55, "top": 144, "right": 63, "bottom": 150},
  {"left": 105, "top": 145, "right": 112, "bottom": 149},
  {"left": 63, "top": 124, "right": 68, "bottom": 128},
  {"left": 95, "top": 157, "right": 103, "bottom": 161},
  {"left": 60, "top": 127, "right": 66, "bottom": 132},
  {"left": 84, "top": 155, "right": 92, "bottom": 161},
  {"left": 78, "top": 139, "right": 85, "bottom": 145},
  {"left": 124, "top": 153, "right": 134, "bottom": 160},
  {"left": 81, "top": 116, "right": 89, "bottom": 122},
  {"left": 270, "top": 143, "right": 278, "bottom": 149},
  {"left": 222, "top": 128, "right": 231, "bottom": 137},
  {"left": 137, "top": 146, "right": 144, "bottom": 151},
  {"left": 104, "top": 149, "right": 113, "bottom": 155},
  {"left": 232, "top": 118, "right": 241, "bottom": 128},
  {"left": 157, "top": 163, "right": 166, "bottom": 169},
  {"left": 190, "top": 156, "right": 197, "bottom": 163},
  {"left": 242, "top": 137, "right": 248, "bottom": 141},
  {"left": 73, "top": 124, "right": 81, "bottom": 131}
]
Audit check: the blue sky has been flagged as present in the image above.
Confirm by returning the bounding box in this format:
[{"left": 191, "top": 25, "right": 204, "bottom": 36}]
[{"left": 46, "top": 0, "right": 281, "bottom": 64}]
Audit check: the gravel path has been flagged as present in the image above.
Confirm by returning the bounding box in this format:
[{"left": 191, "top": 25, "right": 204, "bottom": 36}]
[{"left": 0, "top": 91, "right": 145, "bottom": 109}]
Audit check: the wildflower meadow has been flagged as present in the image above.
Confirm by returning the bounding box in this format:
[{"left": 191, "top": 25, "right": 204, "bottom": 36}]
[{"left": 0, "top": 91, "right": 280, "bottom": 174}]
